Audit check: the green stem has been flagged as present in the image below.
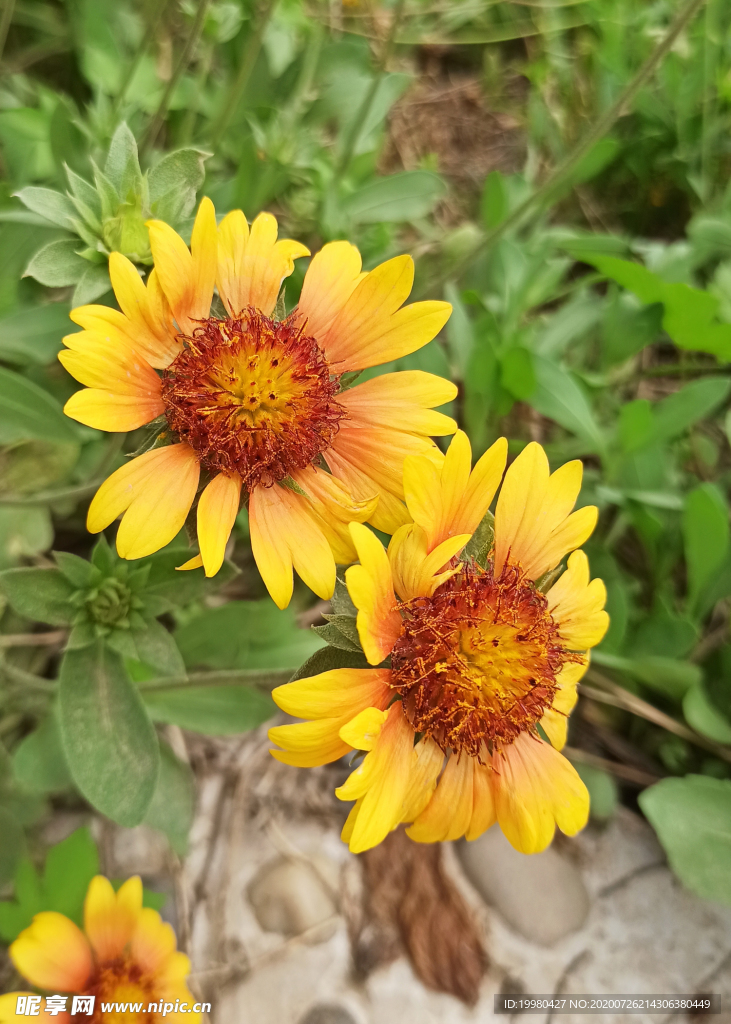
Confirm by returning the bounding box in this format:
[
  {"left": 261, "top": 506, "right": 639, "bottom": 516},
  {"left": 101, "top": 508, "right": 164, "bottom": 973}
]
[
  {"left": 138, "top": 668, "right": 291, "bottom": 693},
  {"left": 450, "top": 0, "right": 707, "bottom": 277},
  {"left": 332, "top": 0, "right": 406, "bottom": 185},
  {"left": 208, "top": 0, "right": 278, "bottom": 150},
  {"left": 113, "top": 0, "right": 173, "bottom": 117},
  {"left": 142, "top": 0, "right": 211, "bottom": 155},
  {"left": 178, "top": 39, "right": 214, "bottom": 144},
  {"left": 0, "top": 0, "right": 15, "bottom": 67}
]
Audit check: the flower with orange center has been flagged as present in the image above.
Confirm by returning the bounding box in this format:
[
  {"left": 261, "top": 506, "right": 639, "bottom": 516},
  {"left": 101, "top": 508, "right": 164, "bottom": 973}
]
[
  {"left": 0, "top": 876, "right": 199, "bottom": 1024},
  {"left": 60, "top": 199, "right": 454, "bottom": 607},
  {"left": 268, "top": 432, "right": 609, "bottom": 854}
]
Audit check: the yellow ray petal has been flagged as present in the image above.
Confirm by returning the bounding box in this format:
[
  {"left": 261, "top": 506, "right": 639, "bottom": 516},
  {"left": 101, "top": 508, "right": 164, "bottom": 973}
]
[
  {"left": 387, "top": 524, "right": 469, "bottom": 601},
  {"left": 84, "top": 875, "right": 142, "bottom": 962},
  {"left": 337, "top": 370, "right": 458, "bottom": 436},
  {"left": 334, "top": 300, "right": 453, "bottom": 372},
  {"left": 289, "top": 465, "right": 379, "bottom": 565},
  {"left": 540, "top": 655, "right": 589, "bottom": 750},
  {"left": 323, "top": 446, "right": 412, "bottom": 534},
  {"left": 147, "top": 197, "right": 217, "bottom": 334},
  {"left": 176, "top": 554, "right": 203, "bottom": 571},
  {"left": 399, "top": 737, "right": 445, "bottom": 824},
  {"left": 271, "top": 667, "right": 392, "bottom": 720},
  {"left": 346, "top": 522, "right": 402, "bottom": 665},
  {"left": 335, "top": 703, "right": 415, "bottom": 853},
  {"left": 87, "top": 446, "right": 175, "bottom": 534},
  {"left": 546, "top": 550, "right": 609, "bottom": 650},
  {"left": 59, "top": 332, "right": 161, "bottom": 396},
  {"left": 114, "top": 444, "right": 200, "bottom": 559},
  {"left": 466, "top": 759, "right": 497, "bottom": 841},
  {"left": 197, "top": 472, "right": 241, "bottom": 578},
  {"left": 249, "top": 482, "right": 336, "bottom": 609},
  {"left": 494, "top": 443, "right": 598, "bottom": 580},
  {"left": 64, "top": 389, "right": 164, "bottom": 432},
  {"left": 269, "top": 716, "right": 353, "bottom": 767},
  {"left": 407, "top": 752, "right": 474, "bottom": 843},
  {"left": 296, "top": 241, "right": 363, "bottom": 340},
  {"left": 129, "top": 907, "right": 177, "bottom": 974},
  {"left": 10, "top": 912, "right": 92, "bottom": 993},
  {"left": 107, "top": 252, "right": 180, "bottom": 367},
  {"left": 491, "top": 733, "right": 589, "bottom": 854},
  {"left": 217, "top": 210, "right": 309, "bottom": 317}
]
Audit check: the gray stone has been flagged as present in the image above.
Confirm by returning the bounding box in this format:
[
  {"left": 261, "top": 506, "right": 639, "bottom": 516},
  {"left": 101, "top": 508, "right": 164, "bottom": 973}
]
[
  {"left": 457, "top": 825, "right": 590, "bottom": 945},
  {"left": 298, "top": 1005, "right": 357, "bottom": 1024},
  {"left": 247, "top": 857, "right": 338, "bottom": 938}
]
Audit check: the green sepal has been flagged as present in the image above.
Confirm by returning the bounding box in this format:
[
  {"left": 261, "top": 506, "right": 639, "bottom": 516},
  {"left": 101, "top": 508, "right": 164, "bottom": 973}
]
[
  {"left": 280, "top": 475, "right": 309, "bottom": 497},
  {"left": 313, "top": 614, "right": 362, "bottom": 653},
  {"left": 462, "top": 509, "right": 494, "bottom": 568},
  {"left": 126, "top": 415, "right": 173, "bottom": 458},
  {"left": 331, "top": 572, "right": 357, "bottom": 616},
  {"left": 290, "top": 645, "right": 373, "bottom": 682}
]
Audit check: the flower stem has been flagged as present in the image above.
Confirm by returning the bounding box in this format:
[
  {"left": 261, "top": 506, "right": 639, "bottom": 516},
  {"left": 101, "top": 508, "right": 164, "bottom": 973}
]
[
  {"left": 141, "top": 0, "right": 211, "bottom": 156},
  {"left": 208, "top": 0, "right": 278, "bottom": 151}
]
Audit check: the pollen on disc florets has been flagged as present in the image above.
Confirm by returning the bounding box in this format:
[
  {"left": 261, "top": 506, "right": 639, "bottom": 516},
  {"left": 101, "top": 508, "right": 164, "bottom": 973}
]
[
  {"left": 161, "top": 308, "right": 345, "bottom": 489},
  {"left": 83, "top": 956, "right": 155, "bottom": 1023},
  {"left": 390, "top": 562, "right": 581, "bottom": 759}
]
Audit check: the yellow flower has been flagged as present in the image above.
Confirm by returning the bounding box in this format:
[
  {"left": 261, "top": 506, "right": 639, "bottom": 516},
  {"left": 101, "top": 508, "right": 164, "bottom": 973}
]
[
  {"left": 60, "top": 199, "right": 454, "bottom": 606},
  {"left": 0, "top": 876, "right": 200, "bottom": 1024},
  {"left": 269, "top": 432, "right": 609, "bottom": 855}
]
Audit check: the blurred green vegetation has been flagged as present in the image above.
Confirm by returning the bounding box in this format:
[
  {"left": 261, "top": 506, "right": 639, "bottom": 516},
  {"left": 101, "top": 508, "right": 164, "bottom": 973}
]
[{"left": 0, "top": 0, "right": 729, "bottom": 908}]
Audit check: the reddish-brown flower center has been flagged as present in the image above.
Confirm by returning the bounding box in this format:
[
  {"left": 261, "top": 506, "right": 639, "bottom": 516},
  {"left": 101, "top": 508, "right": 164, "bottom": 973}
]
[
  {"left": 161, "top": 309, "right": 345, "bottom": 489},
  {"left": 77, "top": 956, "right": 156, "bottom": 1023},
  {"left": 390, "top": 562, "right": 580, "bottom": 758}
]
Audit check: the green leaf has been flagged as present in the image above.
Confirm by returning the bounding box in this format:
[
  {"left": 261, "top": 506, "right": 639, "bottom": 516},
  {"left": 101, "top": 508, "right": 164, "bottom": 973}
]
[
  {"left": 104, "top": 123, "right": 142, "bottom": 198},
  {"left": 683, "top": 683, "right": 731, "bottom": 744},
  {"left": 500, "top": 347, "right": 536, "bottom": 401},
  {"left": 141, "top": 548, "right": 238, "bottom": 607},
  {"left": 683, "top": 484, "right": 730, "bottom": 613},
  {"left": 481, "top": 170, "right": 508, "bottom": 230},
  {"left": 0, "top": 507, "right": 54, "bottom": 570},
  {"left": 15, "top": 187, "right": 78, "bottom": 231},
  {"left": 175, "top": 600, "right": 324, "bottom": 671},
  {"left": 43, "top": 828, "right": 99, "bottom": 924},
  {"left": 148, "top": 149, "right": 208, "bottom": 223},
  {"left": 59, "top": 643, "right": 159, "bottom": 827},
  {"left": 342, "top": 171, "right": 447, "bottom": 224},
  {"left": 0, "top": 367, "right": 79, "bottom": 444},
  {"left": 639, "top": 776, "right": 731, "bottom": 905},
  {"left": 53, "top": 550, "right": 93, "bottom": 588},
  {"left": 0, "top": 304, "right": 71, "bottom": 365},
  {"left": 573, "top": 762, "right": 618, "bottom": 820},
  {"left": 13, "top": 711, "right": 73, "bottom": 795},
  {"left": 290, "top": 645, "right": 372, "bottom": 681},
  {"left": 108, "top": 620, "right": 185, "bottom": 677},
  {"left": 530, "top": 354, "right": 605, "bottom": 453},
  {"left": 72, "top": 264, "right": 111, "bottom": 306},
  {"left": 462, "top": 510, "right": 494, "bottom": 569},
  {"left": 0, "top": 827, "right": 99, "bottom": 941},
  {"left": 654, "top": 378, "right": 731, "bottom": 443},
  {"left": 566, "top": 137, "right": 620, "bottom": 186},
  {"left": 313, "top": 614, "right": 362, "bottom": 653},
  {"left": 0, "top": 808, "right": 25, "bottom": 887},
  {"left": 24, "top": 239, "right": 88, "bottom": 287},
  {"left": 0, "top": 567, "right": 75, "bottom": 625},
  {"left": 586, "top": 255, "right": 731, "bottom": 360},
  {"left": 443, "top": 283, "right": 475, "bottom": 378},
  {"left": 143, "top": 742, "right": 194, "bottom": 854},
  {"left": 143, "top": 684, "right": 275, "bottom": 735},
  {"left": 331, "top": 573, "right": 357, "bottom": 617}
]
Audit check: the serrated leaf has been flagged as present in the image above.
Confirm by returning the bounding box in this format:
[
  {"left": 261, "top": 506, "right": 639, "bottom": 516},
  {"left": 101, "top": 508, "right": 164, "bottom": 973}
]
[
  {"left": 59, "top": 643, "right": 159, "bottom": 827},
  {"left": 24, "top": 239, "right": 87, "bottom": 287},
  {"left": 0, "top": 567, "right": 75, "bottom": 625}
]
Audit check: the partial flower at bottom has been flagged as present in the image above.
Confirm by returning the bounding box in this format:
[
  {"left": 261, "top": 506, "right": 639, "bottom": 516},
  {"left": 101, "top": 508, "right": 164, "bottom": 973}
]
[
  {"left": 59, "top": 198, "right": 455, "bottom": 607},
  {"left": 0, "top": 876, "right": 199, "bottom": 1024},
  {"left": 269, "top": 432, "right": 609, "bottom": 855}
]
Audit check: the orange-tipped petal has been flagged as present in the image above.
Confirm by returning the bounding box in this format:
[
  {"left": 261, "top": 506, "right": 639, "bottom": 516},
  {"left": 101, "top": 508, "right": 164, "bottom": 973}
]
[
  {"left": 84, "top": 875, "right": 142, "bottom": 962},
  {"left": 147, "top": 197, "right": 217, "bottom": 334},
  {"left": 10, "top": 913, "right": 92, "bottom": 993},
  {"left": 346, "top": 523, "right": 402, "bottom": 664}
]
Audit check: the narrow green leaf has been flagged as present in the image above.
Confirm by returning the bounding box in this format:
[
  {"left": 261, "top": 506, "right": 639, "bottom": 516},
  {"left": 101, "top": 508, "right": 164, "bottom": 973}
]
[
  {"left": 683, "top": 484, "right": 730, "bottom": 612},
  {"left": 104, "top": 123, "right": 142, "bottom": 197},
  {"left": 530, "top": 354, "right": 605, "bottom": 453},
  {"left": 144, "top": 685, "right": 275, "bottom": 735},
  {"left": 59, "top": 643, "right": 159, "bottom": 827},
  {"left": 342, "top": 171, "right": 447, "bottom": 224},
  {"left": 15, "top": 187, "right": 78, "bottom": 231},
  {"left": 683, "top": 683, "right": 731, "bottom": 744},
  {"left": 0, "top": 368, "right": 79, "bottom": 444},
  {"left": 0, "top": 304, "right": 71, "bottom": 366}
]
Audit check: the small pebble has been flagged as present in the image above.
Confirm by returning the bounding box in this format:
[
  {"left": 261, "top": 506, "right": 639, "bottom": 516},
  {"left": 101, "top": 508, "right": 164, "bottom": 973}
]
[
  {"left": 457, "top": 826, "right": 590, "bottom": 945},
  {"left": 298, "top": 1005, "right": 357, "bottom": 1024}
]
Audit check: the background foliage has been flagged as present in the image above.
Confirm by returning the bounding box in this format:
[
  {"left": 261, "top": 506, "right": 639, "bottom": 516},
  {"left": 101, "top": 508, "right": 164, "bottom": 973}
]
[{"left": 0, "top": 0, "right": 730, "bottom": 920}]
